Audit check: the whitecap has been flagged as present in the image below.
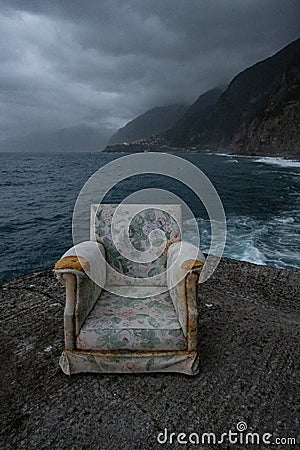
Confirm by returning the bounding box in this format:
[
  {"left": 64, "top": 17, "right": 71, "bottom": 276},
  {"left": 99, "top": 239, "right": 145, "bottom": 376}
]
[
  {"left": 289, "top": 172, "right": 300, "bottom": 177},
  {"left": 207, "top": 152, "right": 235, "bottom": 157},
  {"left": 274, "top": 217, "right": 295, "bottom": 224},
  {"left": 254, "top": 157, "right": 300, "bottom": 168},
  {"left": 241, "top": 243, "right": 267, "bottom": 265}
]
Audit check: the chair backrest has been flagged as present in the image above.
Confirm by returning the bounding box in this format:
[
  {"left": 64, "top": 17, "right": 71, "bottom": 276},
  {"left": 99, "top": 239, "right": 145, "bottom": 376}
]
[{"left": 91, "top": 204, "right": 182, "bottom": 285}]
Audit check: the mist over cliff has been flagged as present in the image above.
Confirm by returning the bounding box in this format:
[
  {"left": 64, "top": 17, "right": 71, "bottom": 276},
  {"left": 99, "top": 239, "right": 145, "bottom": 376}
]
[{"left": 163, "top": 37, "right": 300, "bottom": 158}]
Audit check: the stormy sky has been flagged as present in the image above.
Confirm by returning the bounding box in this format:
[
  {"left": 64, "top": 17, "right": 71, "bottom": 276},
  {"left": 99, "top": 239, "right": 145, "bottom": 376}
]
[{"left": 0, "top": 0, "right": 299, "bottom": 143}]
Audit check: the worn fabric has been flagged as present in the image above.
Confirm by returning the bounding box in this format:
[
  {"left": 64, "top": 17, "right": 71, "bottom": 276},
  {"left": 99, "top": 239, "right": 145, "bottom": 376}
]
[
  {"left": 76, "top": 287, "right": 186, "bottom": 351},
  {"left": 56, "top": 204, "right": 203, "bottom": 375},
  {"left": 167, "top": 241, "right": 205, "bottom": 335},
  {"left": 91, "top": 204, "right": 181, "bottom": 285},
  {"left": 59, "top": 350, "right": 199, "bottom": 375},
  {"left": 55, "top": 241, "right": 106, "bottom": 336},
  {"left": 55, "top": 241, "right": 106, "bottom": 289}
]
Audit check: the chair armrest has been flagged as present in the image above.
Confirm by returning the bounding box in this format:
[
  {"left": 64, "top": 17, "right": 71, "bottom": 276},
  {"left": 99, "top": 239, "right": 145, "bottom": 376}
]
[
  {"left": 55, "top": 241, "right": 106, "bottom": 349},
  {"left": 167, "top": 241, "right": 205, "bottom": 276},
  {"left": 167, "top": 241, "right": 205, "bottom": 348},
  {"left": 55, "top": 241, "right": 106, "bottom": 287}
]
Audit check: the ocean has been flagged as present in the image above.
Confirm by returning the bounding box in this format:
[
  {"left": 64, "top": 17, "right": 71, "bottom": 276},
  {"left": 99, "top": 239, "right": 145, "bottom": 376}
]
[{"left": 0, "top": 151, "right": 299, "bottom": 281}]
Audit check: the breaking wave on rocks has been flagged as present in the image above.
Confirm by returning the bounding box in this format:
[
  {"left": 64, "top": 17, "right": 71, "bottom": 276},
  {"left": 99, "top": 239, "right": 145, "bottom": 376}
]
[
  {"left": 253, "top": 157, "right": 300, "bottom": 168},
  {"left": 184, "top": 212, "right": 300, "bottom": 270}
]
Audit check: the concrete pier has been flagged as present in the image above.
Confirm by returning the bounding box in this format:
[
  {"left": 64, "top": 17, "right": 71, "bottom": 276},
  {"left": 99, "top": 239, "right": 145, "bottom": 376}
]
[{"left": 1, "top": 258, "right": 299, "bottom": 449}]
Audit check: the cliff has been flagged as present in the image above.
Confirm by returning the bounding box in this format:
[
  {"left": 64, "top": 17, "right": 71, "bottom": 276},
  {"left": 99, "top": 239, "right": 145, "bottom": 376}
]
[
  {"left": 231, "top": 62, "right": 300, "bottom": 157},
  {"left": 163, "top": 87, "right": 224, "bottom": 146},
  {"left": 165, "top": 37, "right": 300, "bottom": 158}
]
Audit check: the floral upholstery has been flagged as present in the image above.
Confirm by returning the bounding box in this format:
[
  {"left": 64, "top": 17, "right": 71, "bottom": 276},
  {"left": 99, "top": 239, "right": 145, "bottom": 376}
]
[
  {"left": 59, "top": 351, "right": 199, "bottom": 375},
  {"left": 90, "top": 204, "right": 181, "bottom": 285},
  {"left": 56, "top": 203, "right": 204, "bottom": 376},
  {"left": 76, "top": 287, "right": 186, "bottom": 351}
]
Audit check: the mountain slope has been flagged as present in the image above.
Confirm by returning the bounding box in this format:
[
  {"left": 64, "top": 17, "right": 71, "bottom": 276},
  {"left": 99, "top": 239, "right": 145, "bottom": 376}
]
[
  {"left": 108, "top": 104, "right": 187, "bottom": 144},
  {"left": 163, "top": 87, "right": 224, "bottom": 145},
  {"left": 232, "top": 61, "right": 300, "bottom": 157},
  {"left": 165, "top": 37, "right": 300, "bottom": 157},
  {"left": 0, "top": 125, "right": 109, "bottom": 152}
]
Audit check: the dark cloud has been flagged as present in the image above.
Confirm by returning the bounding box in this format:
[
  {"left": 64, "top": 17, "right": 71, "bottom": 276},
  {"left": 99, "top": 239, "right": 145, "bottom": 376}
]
[{"left": 0, "top": 0, "right": 299, "bottom": 141}]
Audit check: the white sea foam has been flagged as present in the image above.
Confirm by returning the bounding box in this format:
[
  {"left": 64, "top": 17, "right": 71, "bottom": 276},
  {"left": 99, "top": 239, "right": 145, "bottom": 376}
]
[
  {"left": 183, "top": 212, "right": 300, "bottom": 270},
  {"left": 207, "top": 152, "right": 235, "bottom": 157},
  {"left": 274, "top": 217, "right": 295, "bottom": 224},
  {"left": 241, "top": 243, "right": 266, "bottom": 265},
  {"left": 207, "top": 152, "right": 253, "bottom": 159},
  {"left": 254, "top": 157, "right": 300, "bottom": 168},
  {"left": 208, "top": 153, "right": 300, "bottom": 168}
]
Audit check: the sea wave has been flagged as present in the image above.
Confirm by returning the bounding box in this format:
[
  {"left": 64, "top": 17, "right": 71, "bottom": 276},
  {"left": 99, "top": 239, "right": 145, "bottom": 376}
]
[
  {"left": 207, "top": 152, "right": 252, "bottom": 159},
  {"left": 254, "top": 157, "right": 300, "bottom": 168},
  {"left": 1, "top": 151, "right": 299, "bottom": 280},
  {"left": 207, "top": 153, "right": 300, "bottom": 169},
  {"left": 183, "top": 212, "right": 300, "bottom": 270}
]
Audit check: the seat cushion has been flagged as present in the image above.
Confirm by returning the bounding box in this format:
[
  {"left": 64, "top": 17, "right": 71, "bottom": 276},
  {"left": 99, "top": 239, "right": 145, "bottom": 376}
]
[{"left": 76, "top": 286, "right": 186, "bottom": 351}]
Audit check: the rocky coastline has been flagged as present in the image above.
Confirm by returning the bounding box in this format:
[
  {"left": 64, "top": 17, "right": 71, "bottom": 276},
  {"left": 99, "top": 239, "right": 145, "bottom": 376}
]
[
  {"left": 104, "top": 138, "right": 300, "bottom": 160},
  {"left": 1, "top": 258, "right": 299, "bottom": 448}
]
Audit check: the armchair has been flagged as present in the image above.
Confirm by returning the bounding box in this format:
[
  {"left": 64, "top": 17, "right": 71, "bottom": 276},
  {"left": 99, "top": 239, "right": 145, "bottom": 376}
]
[{"left": 55, "top": 204, "right": 205, "bottom": 375}]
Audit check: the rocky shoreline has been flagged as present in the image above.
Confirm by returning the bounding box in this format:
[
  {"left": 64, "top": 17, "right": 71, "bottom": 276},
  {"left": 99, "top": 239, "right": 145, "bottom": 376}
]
[
  {"left": 1, "top": 258, "right": 299, "bottom": 449},
  {"left": 104, "top": 138, "right": 300, "bottom": 160}
]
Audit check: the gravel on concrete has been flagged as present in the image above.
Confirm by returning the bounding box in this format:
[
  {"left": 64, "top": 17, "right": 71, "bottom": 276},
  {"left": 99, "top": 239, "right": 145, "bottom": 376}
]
[{"left": 0, "top": 258, "right": 299, "bottom": 450}]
